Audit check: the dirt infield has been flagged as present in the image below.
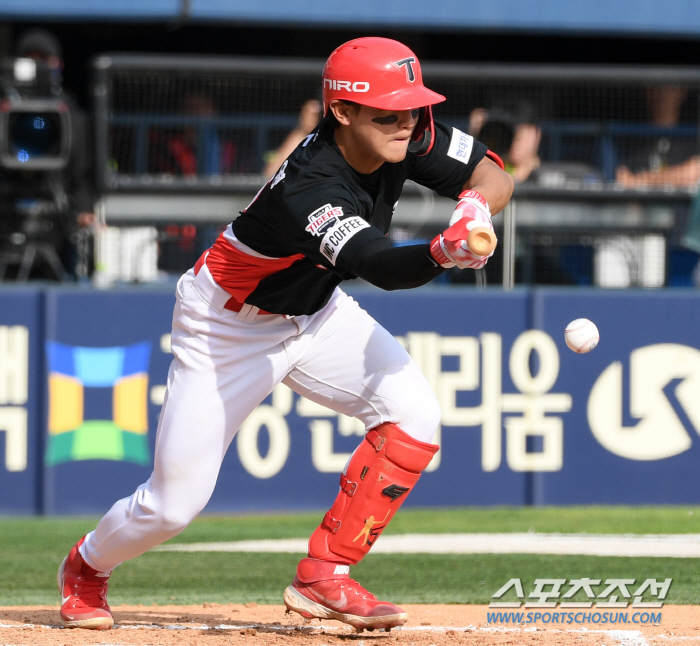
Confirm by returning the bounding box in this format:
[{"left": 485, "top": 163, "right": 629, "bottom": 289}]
[{"left": 0, "top": 604, "right": 697, "bottom": 646}]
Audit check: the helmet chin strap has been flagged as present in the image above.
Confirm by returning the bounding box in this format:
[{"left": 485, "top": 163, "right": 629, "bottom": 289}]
[
  {"left": 407, "top": 106, "right": 434, "bottom": 156},
  {"left": 408, "top": 130, "right": 431, "bottom": 156}
]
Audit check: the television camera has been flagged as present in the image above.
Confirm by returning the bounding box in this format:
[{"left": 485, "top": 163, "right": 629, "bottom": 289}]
[{"left": 0, "top": 56, "right": 74, "bottom": 280}]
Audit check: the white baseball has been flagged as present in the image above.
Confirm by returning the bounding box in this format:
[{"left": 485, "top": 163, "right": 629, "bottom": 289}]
[{"left": 564, "top": 318, "right": 599, "bottom": 353}]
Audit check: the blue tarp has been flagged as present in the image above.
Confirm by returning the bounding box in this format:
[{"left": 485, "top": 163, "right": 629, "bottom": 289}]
[{"left": 2, "top": 0, "right": 700, "bottom": 36}]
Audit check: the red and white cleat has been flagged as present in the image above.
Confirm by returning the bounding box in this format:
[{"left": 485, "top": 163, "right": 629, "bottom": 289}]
[
  {"left": 283, "top": 557, "right": 408, "bottom": 631},
  {"left": 57, "top": 536, "right": 114, "bottom": 630}
]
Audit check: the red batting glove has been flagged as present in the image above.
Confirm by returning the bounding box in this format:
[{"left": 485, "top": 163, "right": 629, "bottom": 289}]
[
  {"left": 430, "top": 218, "right": 489, "bottom": 269},
  {"left": 429, "top": 190, "right": 495, "bottom": 269},
  {"left": 449, "top": 190, "right": 493, "bottom": 228}
]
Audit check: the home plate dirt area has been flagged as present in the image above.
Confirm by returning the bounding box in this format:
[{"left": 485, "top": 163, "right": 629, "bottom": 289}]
[{"left": 0, "top": 604, "right": 697, "bottom": 646}]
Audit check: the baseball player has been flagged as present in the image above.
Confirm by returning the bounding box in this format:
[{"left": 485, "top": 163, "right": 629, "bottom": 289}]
[{"left": 58, "top": 37, "right": 513, "bottom": 631}]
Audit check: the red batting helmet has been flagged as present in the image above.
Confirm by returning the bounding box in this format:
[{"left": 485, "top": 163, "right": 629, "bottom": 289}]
[{"left": 322, "top": 37, "right": 446, "bottom": 155}]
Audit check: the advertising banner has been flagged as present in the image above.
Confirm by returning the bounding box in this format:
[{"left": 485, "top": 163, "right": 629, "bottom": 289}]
[
  {"left": 42, "top": 288, "right": 175, "bottom": 514},
  {"left": 2, "top": 285, "right": 700, "bottom": 513},
  {"left": 0, "top": 291, "right": 43, "bottom": 514},
  {"left": 208, "top": 289, "right": 532, "bottom": 512},
  {"left": 533, "top": 289, "right": 700, "bottom": 504},
  {"left": 208, "top": 288, "right": 700, "bottom": 511}
]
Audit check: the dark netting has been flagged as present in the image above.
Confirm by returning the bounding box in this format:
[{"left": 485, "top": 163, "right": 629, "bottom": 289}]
[
  {"left": 104, "top": 64, "right": 321, "bottom": 179},
  {"left": 92, "top": 56, "right": 700, "bottom": 287},
  {"left": 98, "top": 58, "right": 700, "bottom": 188}
]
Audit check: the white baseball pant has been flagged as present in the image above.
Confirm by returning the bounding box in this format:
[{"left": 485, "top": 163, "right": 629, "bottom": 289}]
[{"left": 81, "top": 263, "right": 441, "bottom": 572}]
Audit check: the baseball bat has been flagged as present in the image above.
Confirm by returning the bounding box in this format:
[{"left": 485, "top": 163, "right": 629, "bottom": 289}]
[{"left": 466, "top": 227, "right": 498, "bottom": 256}]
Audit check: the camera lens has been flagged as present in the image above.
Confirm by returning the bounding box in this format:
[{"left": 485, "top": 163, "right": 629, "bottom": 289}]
[{"left": 8, "top": 112, "right": 61, "bottom": 161}]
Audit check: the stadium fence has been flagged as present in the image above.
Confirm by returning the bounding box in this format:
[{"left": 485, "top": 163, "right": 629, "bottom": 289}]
[{"left": 91, "top": 55, "right": 700, "bottom": 289}]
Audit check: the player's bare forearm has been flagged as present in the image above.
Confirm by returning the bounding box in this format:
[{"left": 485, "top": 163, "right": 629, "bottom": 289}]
[{"left": 463, "top": 157, "right": 514, "bottom": 214}]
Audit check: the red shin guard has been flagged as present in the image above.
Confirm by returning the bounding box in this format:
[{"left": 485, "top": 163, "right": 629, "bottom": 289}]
[{"left": 308, "top": 423, "right": 439, "bottom": 564}]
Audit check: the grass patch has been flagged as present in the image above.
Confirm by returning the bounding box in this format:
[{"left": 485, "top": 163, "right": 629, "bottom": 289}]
[
  {"left": 381, "top": 505, "right": 700, "bottom": 536},
  {"left": 3, "top": 550, "right": 697, "bottom": 606},
  {"left": 1, "top": 507, "right": 698, "bottom": 606},
  {"left": 170, "top": 505, "right": 700, "bottom": 541}
]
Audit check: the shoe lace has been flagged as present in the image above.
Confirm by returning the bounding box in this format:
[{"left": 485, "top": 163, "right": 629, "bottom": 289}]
[
  {"left": 339, "top": 577, "right": 375, "bottom": 601},
  {"left": 73, "top": 575, "right": 109, "bottom": 608}
]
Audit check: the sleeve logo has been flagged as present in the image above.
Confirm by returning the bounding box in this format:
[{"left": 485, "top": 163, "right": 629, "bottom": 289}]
[
  {"left": 305, "top": 203, "right": 345, "bottom": 236},
  {"left": 320, "top": 216, "right": 370, "bottom": 265},
  {"left": 270, "top": 160, "right": 287, "bottom": 189},
  {"left": 447, "top": 127, "right": 474, "bottom": 164}
]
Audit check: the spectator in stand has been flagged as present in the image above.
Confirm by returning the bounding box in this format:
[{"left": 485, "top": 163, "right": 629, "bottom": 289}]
[
  {"left": 596, "top": 85, "right": 700, "bottom": 288},
  {"left": 149, "top": 91, "right": 235, "bottom": 275},
  {"left": 469, "top": 105, "right": 542, "bottom": 184},
  {"left": 616, "top": 85, "right": 700, "bottom": 188},
  {"left": 264, "top": 98, "right": 322, "bottom": 178},
  {"left": 150, "top": 91, "right": 236, "bottom": 177},
  {"left": 507, "top": 119, "right": 542, "bottom": 184},
  {"left": 468, "top": 107, "right": 513, "bottom": 162}
]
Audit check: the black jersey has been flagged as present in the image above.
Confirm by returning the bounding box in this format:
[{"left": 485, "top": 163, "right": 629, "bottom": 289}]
[{"left": 205, "top": 118, "right": 487, "bottom": 316}]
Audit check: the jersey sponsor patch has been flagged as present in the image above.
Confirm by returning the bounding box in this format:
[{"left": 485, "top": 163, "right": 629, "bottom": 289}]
[
  {"left": 320, "top": 216, "right": 370, "bottom": 265},
  {"left": 447, "top": 127, "right": 474, "bottom": 165},
  {"left": 305, "top": 203, "right": 345, "bottom": 237}
]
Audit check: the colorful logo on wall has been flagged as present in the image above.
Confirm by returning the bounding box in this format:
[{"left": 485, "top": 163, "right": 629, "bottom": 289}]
[{"left": 46, "top": 341, "right": 152, "bottom": 466}]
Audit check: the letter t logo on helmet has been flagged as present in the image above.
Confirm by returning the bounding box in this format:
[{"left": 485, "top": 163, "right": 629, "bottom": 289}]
[
  {"left": 322, "top": 37, "right": 446, "bottom": 156},
  {"left": 393, "top": 57, "right": 416, "bottom": 82}
]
